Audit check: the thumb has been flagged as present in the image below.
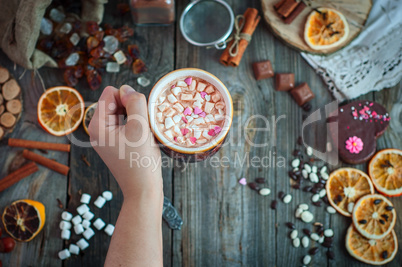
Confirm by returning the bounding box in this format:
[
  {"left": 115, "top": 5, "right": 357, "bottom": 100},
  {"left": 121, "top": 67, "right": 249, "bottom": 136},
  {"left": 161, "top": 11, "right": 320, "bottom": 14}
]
[{"left": 119, "top": 85, "right": 149, "bottom": 133}]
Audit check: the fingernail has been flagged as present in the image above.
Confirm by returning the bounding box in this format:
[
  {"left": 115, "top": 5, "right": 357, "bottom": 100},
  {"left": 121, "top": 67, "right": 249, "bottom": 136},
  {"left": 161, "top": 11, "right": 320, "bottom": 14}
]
[{"left": 120, "top": 85, "right": 136, "bottom": 96}]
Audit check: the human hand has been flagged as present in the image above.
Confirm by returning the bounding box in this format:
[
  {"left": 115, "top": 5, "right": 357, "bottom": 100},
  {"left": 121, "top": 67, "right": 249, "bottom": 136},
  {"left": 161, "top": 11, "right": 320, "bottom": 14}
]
[{"left": 88, "top": 85, "right": 163, "bottom": 201}]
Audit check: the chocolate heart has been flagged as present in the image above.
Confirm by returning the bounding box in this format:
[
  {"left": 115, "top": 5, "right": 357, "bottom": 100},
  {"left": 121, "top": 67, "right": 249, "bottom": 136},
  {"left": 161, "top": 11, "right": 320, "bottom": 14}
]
[{"left": 328, "top": 100, "right": 390, "bottom": 164}]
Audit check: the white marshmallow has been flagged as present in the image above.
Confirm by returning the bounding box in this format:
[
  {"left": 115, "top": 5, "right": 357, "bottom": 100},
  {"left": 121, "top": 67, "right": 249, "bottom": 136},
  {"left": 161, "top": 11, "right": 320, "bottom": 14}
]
[
  {"left": 158, "top": 95, "right": 166, "bottom": 103},
  {"left": 196, "top": 82, "right": 206, "bottom": 91},
  {"left": 157, "top": 103, "right": 168, "bottom": 112},
  {"left": 192, "top": 114, "right": 199, "bottom": 119},
  {"left": 71, "top": 215, "right": 82, "bottom": 225},
  {"left": 159, "top": 124, "right": 165, "bottom": 130},
  {"left": 202, "top": 130, "right": 212, "bottom": 139},
  {"left": 205, "top": 95, "right": 211, "bottom": 101},
  {"left": 218, "top": 109, "right": 224, "bottom": 115},
  {"left": 194, "top": 130, "right": 202, "bottom": 139},
  {"left": 156, "top": 112, "right": 163, "bottom": 122},
  {"left": 102, "top": 191, "right": 113, "bottom": 201},
  {"left": 193, "top": 101, "right": 202, "bottom": 108},
  {"left": 181, "top": 94, "right": 193, "bottom": 100},
  {"left": 173, "top": 125, "right": 181, "bottom": 135},
  {"left": 83, "top": 211, "right": 95, "bottom": 221},
  {"left": 69, "top": 244, "right": 80, "bottom": 255},
  {"left": 167, "top": 94, "right": 178, "bottom": 103},
  {"left": 173, "top": 103, "right": 184, "bottom": 113},
  {"left": 76, "top": 238, "right": 89, "bottom": 250},
  {"left": 193, "top": 93, "right": 204, "bottom": 102},
  {"left": 94, "top": 196, "right": 106, "bottom": 208},
  {"left": 58, "top": 249, "right": 71, "bottom": 260},
  {"left": 164, "top": 130, "right": 173, "bottom": 139},
  {"left": 185, "top": 116, "right": 194, "bottom": 123},
  {"left": 205, "top": 114, "right": 215, "bottom": 122},
  {"left": 60, "top": 221, "right": 72, "bottom": 230},
  {"left": 189, "top": 80, "right": 196, "bottom": 91},
  {"left": 215, "top": 114, "right": 224, "bottom": 121},
  {"left": 171, "top": 87, "right": 182, "bottom": 96},
  {"left": 164, "top": 117, "right": 174, "bottom": 129},
  {"left": 173, "top": 115, "right": 181, "bottom": 123},
  {"left": 193, "top": 118, "right": 205, "bottom": 125},
  {"left": 204, "top": 102, "right": 215, "bottom": 113},
  {"left": 61, "top": 211, "right": 73, "bottom": 221},
  {"left": 77, "top": 204, "right": 90, "bottom": 215},
  {"left": 82, "top": 219, "right": 91, "bottom": 229},
  {"left": 80, "top": 193, "right": 91, "bottom": 204},
  {"left": 83, "top": 228, "right": 95, "bottom": 240},
  {"left": 164, "top": 108, "right": 175, "bottom": 117},
  {"left": 93, "top": 218, "right": 106, "bottom": 230},
  {"left": 177, "top": 80, "right": 187, "bottom": 87},
  {"left": 61, "top": 229, "right": 71, "bottom": 240},
  {"left": 197, "top": 139, "right": 207, "bottom": 144},
  {"left": 74, "top": 224, "right": 84, "bottom": 235},
  {"left": 113, "top": 50, "right": 127, "bottom": 64},
  {"left": 104, "top": 224, "right": 115, "bottom": 236},
  {"left": 205, "top": 85, "right": 215, "bottom": 94}
]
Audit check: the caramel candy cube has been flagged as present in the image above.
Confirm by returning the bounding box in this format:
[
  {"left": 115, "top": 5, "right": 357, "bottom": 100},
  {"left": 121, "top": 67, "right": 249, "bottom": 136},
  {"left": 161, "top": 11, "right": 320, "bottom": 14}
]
[
  {"left": 290, "top": 82, "right": 315, "bottom": 106},
  {"left": 275, "top": 73, "right": 294, "bottom": 91},
  {"left": 253, "top": 60, "right": 274, "bottom": 80}
]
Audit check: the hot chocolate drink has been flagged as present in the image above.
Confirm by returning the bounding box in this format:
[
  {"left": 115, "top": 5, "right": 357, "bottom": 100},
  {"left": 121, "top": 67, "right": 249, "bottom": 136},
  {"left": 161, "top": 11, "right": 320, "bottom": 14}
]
[{"left": 154, "top": 76, "right": 227, "bottom": 147}]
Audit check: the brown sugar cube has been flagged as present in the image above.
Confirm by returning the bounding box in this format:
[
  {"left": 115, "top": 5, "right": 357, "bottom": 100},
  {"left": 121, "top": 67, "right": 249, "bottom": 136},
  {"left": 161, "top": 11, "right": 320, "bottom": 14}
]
[
  {"left": 290, "top": 82, "right": 315, "bottom": 106},
  {"left": 253, "top": 60, "right": 274, "bottom": 80},
  {"left": 275, "top": 73, "right": 294, "bottom": 91}
]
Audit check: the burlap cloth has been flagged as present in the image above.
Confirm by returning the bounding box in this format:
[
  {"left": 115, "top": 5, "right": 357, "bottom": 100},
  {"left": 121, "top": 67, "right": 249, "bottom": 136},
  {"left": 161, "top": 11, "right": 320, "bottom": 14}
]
[{"left": 0, "top": 0, "right": 107, "bottom": 69}]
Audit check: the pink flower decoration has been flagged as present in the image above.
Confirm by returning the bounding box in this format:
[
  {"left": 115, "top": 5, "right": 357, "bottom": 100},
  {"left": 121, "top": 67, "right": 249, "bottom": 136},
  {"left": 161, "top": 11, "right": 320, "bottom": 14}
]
[
  {"left": 189, "top": 137, "right": 197, "bottom": 144},
  {"left": 183, "top": 107, "right": 192, "bottom": 115},
  {"left": 182, "top": 116, "right": 188, "bottom": 123},
  {"left": 345, "top": 136, "right": 363, "bottom": 154},
  {"left": 199, "top": 112, "right": 206, "bottom": 118},
  {"left": 200, "top": 92, "right": 207, "bottom": 99},
  {"left": 194, "top": 107, "right": 202, "bottom": 115},
  {"left": 184, "top": 77, "right": 192, "bottom": 86},
  {"left": 181, "top": 128, "right": 189, "bottom": 135}
]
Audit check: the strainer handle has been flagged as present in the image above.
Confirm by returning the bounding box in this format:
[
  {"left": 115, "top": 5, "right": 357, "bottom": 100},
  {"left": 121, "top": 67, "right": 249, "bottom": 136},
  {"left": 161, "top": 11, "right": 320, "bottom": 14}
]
[{"left": 214, "top": 42, "right": 227, "bottom": 50}]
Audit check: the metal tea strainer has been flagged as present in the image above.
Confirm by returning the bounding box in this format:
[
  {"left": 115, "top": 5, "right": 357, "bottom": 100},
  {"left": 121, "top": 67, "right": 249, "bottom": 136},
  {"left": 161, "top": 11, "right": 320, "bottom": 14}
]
[{"left": 180, "top": 0, "right": 234, "bottom": 49}]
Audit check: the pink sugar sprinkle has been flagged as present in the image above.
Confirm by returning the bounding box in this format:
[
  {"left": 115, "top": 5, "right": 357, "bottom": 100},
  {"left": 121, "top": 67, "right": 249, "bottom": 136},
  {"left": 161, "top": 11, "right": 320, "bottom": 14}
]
[
  {"left": 208, "top": 129, "right": 216, "bottom": 136},
  {"left": 184, "top": 77, "right": 192, "bottom": 86},
  {"left": 194, "top": 107, "right": 202, "bottom": 115},
  {"left": 181, "top": 128, "right": 189, "bottom": 135},
  {"left": 182, "top": 116, "right": 188, "bottom": 123},
  {"left": 369, "top": 103, "right": 374, "bottom": 106},
  {"left": 214, "top": 126, "right": 222, "bottom": 133},
  {"left": 199, "top": 112, "right": 206, "bottom": 118},
  {"left": 171, "top": 84, "right": 175, "bottom": 89},
  {"left": 174, "top": 137, "right": 177, "bottom": 142},
  {"left": 359, "top": 103, "right": 362, "bottom": 106},
  {"left": 371, "top": 111, "right": 377, "bottom": 117},
  {"left": 200, "top": 92, "right": 207, "bottom": 99},
  {"left": 183, "top": 107, "right": 192, "bottom": 115},
  {"left": 190, "top": 137, "right": 197, "bottom": 144},
  {"left": 352, "top": 110, "right": 358, "bottom": 117},
  {"left": 347, "top": 126, "right": 349, "bottom": 129}
]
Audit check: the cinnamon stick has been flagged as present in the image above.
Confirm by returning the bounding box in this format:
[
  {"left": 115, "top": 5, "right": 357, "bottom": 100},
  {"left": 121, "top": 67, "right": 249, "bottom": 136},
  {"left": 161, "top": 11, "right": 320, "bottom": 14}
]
[
  {"left": 9, "top": 138, "right": 71, "bottom": 152},
  {"left": 284, "top": 2, "right": 306, "bottom": 24},
  {"left": 23, "top": 149, "right": 70, "bottom": 175},
  {"left": 220, "top": 8, "right": 261, "bottom": 67},
  {"left": 0, "top": 162, "right": 38, "bottom": 192},
  {"left": 276, "top": 0, "right": 298, "bottom": 18}
]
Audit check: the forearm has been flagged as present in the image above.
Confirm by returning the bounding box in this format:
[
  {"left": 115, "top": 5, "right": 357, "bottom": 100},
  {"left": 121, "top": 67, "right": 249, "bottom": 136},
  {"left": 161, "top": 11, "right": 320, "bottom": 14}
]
[{"left": 105, "top": 191, "right": 164, "bottom": 267}]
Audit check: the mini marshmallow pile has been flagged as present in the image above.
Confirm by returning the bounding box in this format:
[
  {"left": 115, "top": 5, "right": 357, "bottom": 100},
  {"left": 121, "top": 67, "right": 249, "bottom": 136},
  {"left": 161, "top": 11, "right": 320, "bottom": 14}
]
[
  {"left": 58, "top": 191, "right": 115, "bottom": 260},
  {"left": 156, "top": 76, "right": 226, "bottom": 146}
]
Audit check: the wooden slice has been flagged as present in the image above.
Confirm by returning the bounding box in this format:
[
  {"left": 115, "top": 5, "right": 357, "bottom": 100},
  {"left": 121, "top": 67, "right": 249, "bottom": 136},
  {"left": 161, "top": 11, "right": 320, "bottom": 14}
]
[
  {"left": 261, "top": 0, "right": 372, "bottom": 54},
  {"left": 0, "top": 105, "right": 4, "bottom": 115},
  {"left": 0, "top": 127, "right": 4, "bottom": 139},
  {"left": 2, "top": 79, "right": 21, "bottom": 100},
  {"left": 6, "top": 100, "right": 22, "bottom": 115},
  {"left": 0, "top": 112, "right": 16, "bottom": 128},
  {"left": 0, "top": 67, "right": 9, "bottom": 84},
  {"left": 0, "top": 94, "right": 3, "bottom": 105}
]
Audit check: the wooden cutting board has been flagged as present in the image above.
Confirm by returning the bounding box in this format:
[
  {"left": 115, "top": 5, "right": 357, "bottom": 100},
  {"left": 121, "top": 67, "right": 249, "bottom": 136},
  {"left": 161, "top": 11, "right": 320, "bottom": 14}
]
[{"left": 261, "top": 0, "right": 372, "bottom": 54}]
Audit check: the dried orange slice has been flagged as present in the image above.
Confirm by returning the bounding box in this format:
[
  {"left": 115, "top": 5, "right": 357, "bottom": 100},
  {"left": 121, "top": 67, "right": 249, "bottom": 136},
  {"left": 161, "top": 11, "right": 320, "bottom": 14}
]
[
  {"left": 326, "top": 168, "right": 374, "bottom": 217},
  {"left": 346, "top": 225, "right": 398, "bottom": 265},
  {"left": 2, "top": 199, "right": 46, "bottom": 242},
  {"left": 368, "top": 149, "right": 402, "bottom": 197},
  {"left": 37, "top": 86, "right": 85, "bottom": 136},
  {"left": 304, "top": 8, "right": 349, "bottom": 50},
  {"left": 83, "top": 102, "right": 97, "bottom": 135},
  {"left": 352, "top": 194, "right": 396, "bottom": 240}
]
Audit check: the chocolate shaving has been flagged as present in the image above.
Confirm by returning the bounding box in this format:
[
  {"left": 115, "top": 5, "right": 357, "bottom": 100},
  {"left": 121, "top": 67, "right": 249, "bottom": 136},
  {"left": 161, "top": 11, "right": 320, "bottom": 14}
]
[
  {"left": 57, "top": 198, "right": 64, "bottom": 209},
  {"left": 81, "top": 154, "right": 91, "bottom": 167}
]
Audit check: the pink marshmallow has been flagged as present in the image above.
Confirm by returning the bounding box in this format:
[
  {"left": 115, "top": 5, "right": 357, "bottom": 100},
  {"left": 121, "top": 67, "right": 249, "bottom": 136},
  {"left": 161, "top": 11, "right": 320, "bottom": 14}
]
[
  {"left": 208, "top": 129, "right": 216, "bottom": 136},
  {"left": 194, "top": 107, "right": 202, "bottom": 115},
  {"left": 200, "top": 92, "right": 207, "bottom": 99},
  {"left": 174, "top": 137, "right": 177, "bottom": 142},
  {"left": 199, "top": 112, "right": 206, "bottom": 118},
  {"left": 214, "top": 126, "right": 222, "bottom": 133},
  {"left": 189, "top": 137, "right": 197, "bottom": 144},
  {"left": 183, "top": 107, "right": 192, "bottom": 115},
  {"left": 184, "top": 77, "right": 192, "bottom": 86},
  {"left": 182, "top": 116, "right": 188, "bottom": 123},
  {"left": 181, "top": 128, "right": 189, "bottom": 135}
]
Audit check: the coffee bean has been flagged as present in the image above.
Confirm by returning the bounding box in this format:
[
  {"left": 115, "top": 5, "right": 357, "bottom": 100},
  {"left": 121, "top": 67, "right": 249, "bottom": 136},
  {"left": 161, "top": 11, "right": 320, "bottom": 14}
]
[
  {"left": 303, "top": 186, "right": 313, "bottom": 192},
  {"left": 379, "top": 219, "right": 385, "bottom": 225},
  {"left": 289, "top": 173, "right": 298, "bottom": 181},
  {"left": 303, "top": 228, "right": 312, "bottom": 236},
  {"left": 303, "top": 103, "right": 312, "bottom": 112},
  {"left": 286, "top": 222, "right": 296, "bottom": 230},
  {"left": 314, "top": 183, "right": 324, "bottom": 189},
  {"left": 322, "top": 195, "right": 329, "bottom": 204},
  {"left": 278, "top": 191, "right": 285, "bottom": 199},
  {"left": 381, "top": 214, "right": 389, "bottom": 221},
  {"left": 385, "top": 206, "right": 394, "bottom": 211},
  {"left": 311, "top": 187, "right": 319, "bottom": 194},
  {"left": 294, "top": 169, "right": 301, "bottom": 176},
  {"left": 382, "top": 250, "right": 388, "bottom": 259},
  {"left": 255, "top": 177, "right": 266, "bottom": 184},
  {"left": 374, "top": 199, "right": 382, "bottom": 205},
  {"left": 308, "top": 247, "right": 319, "bottom": 255},
  {"left": 322, "top": 241, "right": 333, "bottom": 248},
  {"left": 292, "top": 184, "right": 301, "bottom": 190},
  {"left": 248, "top": 182, "right": 260, "bottom": 191},
  {"left": 293, "top": 149, "right": 301, "bottom": 156},
  {"left": 359, "top": 219, "right": 367, "bottom": 224},
  {"left": 327, "top": 251, "right": 335, "bottom": 260},
  {"left": 324, "top": 237, "right": 333, "bottom": 243},
  {"left": 297, "top": 136, "right": 303, "bottom": 145},
  {"left": 312, "top": 201, "right": 322, "bottom": 207},
  {"left": 271, "top": 200, "right": 278, "bottom": 210}
]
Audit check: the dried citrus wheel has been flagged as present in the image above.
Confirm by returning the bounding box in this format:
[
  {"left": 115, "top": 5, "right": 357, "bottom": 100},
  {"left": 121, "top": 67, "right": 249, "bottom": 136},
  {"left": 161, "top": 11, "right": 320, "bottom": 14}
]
[
  {"left": 2, "top": 199, "right": 46, "bottom": 242},
  {"left": 83, "top": 102, "right": 97, "bottom": 135},
  {"left": 304, "top": 8, "right": 349, "bottom": 50},
  {"left": 326, "top": 168, "right": 374, "bottom": 217},
  {"left": 368, "top": 149, "right": 402, "bottom": 197},
  {"left": 346, "top": 224, "right": 398, "bottom": 265},
  {"left": 37, "top": 86, "right": 85, "bottom": 136},
  {"left": 352, "top": 194, "right": 396, "bottom": 240}
]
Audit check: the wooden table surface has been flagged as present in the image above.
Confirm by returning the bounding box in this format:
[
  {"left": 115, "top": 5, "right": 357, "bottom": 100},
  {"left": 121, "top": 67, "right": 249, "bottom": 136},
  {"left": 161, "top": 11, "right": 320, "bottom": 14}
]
[{"left": 0, "top": 0, "right": 401, "bottom": 266}]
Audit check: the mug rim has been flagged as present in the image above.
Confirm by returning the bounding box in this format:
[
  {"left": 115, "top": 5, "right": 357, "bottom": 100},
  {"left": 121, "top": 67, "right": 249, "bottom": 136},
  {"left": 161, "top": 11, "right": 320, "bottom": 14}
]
[{"left": 148, "top": 68, "right": 233, "bottom": 154}]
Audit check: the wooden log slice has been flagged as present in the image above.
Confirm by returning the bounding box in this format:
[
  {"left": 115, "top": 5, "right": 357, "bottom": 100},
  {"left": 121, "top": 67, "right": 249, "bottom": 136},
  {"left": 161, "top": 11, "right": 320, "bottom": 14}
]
[
  {"left": 6, "top": 99, "right": 22, "bottom": 115},
  {"left": 0, "top": 126, "right": 4, "bottom": 139},
  {"left": 2, "top": 79, "right": 21, "bottom": 101},
  {"left": 0, "top": 94, "right": 3, "bottom": 105},
  {"left": 0, "top": 105, "right": 4, "bottom": 116},
  {"left": 0, "top": 67, "right": 10, "bottom": 84},
  {"left": 0, "top": 112, "right": 16, "bottom": 128}
]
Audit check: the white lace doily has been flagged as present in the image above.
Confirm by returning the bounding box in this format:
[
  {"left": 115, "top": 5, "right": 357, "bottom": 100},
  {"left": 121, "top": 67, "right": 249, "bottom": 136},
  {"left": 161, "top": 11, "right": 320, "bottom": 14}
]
[{"left": 301, "top": 0, "right": 402, "bottom": 101}]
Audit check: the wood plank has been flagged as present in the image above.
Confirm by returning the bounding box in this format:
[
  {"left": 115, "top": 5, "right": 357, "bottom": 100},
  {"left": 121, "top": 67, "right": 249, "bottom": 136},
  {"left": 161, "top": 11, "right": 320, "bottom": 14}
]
[{"left": 0, "top": 52, "right": 66, "bottom": 267}]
